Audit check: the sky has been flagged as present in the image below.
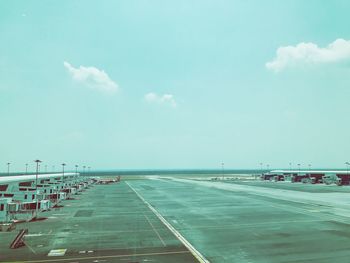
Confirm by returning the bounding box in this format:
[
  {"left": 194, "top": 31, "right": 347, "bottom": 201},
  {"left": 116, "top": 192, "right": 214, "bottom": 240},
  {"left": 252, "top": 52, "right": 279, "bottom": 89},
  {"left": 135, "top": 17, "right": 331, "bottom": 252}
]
[{"left": 1, "top": 0, "right": 350, "bottom": 172}]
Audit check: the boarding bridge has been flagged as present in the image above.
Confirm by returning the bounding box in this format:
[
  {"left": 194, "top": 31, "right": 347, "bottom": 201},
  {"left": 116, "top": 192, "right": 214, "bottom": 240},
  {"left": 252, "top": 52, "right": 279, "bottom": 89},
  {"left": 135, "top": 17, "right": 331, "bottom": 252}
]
[
  {"left": 0, "top": 198, "right": 12, "bottom": 223},
  {"left": 0, "top": 173, "right": 94, "bottom": 223},
  {"left": 0, "top": 173, "right": 79, "bottom": 222}
]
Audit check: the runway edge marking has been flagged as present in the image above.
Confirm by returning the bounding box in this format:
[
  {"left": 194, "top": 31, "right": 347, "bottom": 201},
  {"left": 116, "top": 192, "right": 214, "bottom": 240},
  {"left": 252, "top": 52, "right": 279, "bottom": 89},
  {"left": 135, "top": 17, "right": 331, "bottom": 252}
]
[{"left": 126, "top": 182, "right": 210, "bottom": 263}]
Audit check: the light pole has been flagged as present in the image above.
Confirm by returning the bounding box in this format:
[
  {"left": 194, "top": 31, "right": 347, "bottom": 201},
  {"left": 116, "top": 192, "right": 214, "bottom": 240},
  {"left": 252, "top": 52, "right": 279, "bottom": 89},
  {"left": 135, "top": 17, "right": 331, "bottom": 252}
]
[
  {"left": 308, "top": 164, "right": 311, "bottom": 177},
  {"left": 221, "top": 162, "right": 225, "bottom": 180},
  {"left": 266, "top": 164, "right": 270, "bottom": 172},
  {"left": 259, "top": 162, "right": 263, "bottom": 180},
  {"left": 25, "top": 163, "right": 28, "bottom": 174},
  {"left": 297, "top": 163, "right": 301, "bottom": 174},
  {"left": 34, "top": 159, "right": 42, "bottom": 219},
  {"left": 88, "top": 166, "right": 91, "bottom": 173},
  {"left": 61, "top": 163, "right": 66, "bottom": 200},
  {"left": 62, "top": 163, "right": 66, "bottom": 185},
  {"left": 345, "top": 162, "right": 350, "bottom": 175},
  {"left": 7, "top": 162, "right": 10, "bottom": 176},
  {"left": 75, "top": 165, "right": 79, "bottom": 176},
  {"left": 83, "top": 165, "right": 86, "bottom": 174}
]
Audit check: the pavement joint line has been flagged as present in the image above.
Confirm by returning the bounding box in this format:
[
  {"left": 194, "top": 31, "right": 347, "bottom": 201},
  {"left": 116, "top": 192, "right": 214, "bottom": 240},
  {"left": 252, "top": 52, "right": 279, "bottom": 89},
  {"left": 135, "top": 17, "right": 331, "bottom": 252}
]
[
  {"left": 2, "top": 250, "right": 191, "bottom": 263},
  {"left": 126, "top": 181, "right": 210, "bottom": 263},
  {"left": 267, "top": 202, "right": 350, "bottom": 224},
  {"left": 27, "top": 226, "right": 168, "bottom": 235},
  {"left": 144, "top": 214, "right": 167, "bottom": 247},
  {"left": 167, "top": 177, "right": 350, "bottom": 223},
  {"left": 172, "top": 177, "right": 350, "bottom": 224},
  {"left": 171, "top": 219, "right": 325, "bottom": 231}
]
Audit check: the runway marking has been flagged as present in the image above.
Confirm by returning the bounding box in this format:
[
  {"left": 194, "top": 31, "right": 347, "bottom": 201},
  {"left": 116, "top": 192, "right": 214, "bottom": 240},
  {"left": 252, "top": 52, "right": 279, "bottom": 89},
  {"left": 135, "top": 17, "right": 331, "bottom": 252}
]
[
  {"left": 3, "top": 250, "right": 191, "bottom": 263},
  {"left": 25, "top": 234, "right": 45, "bottom": 237},
  {"left": 126, "top": 182, "right": 210, "bottom": 263},
  {"left": 23, "top": 241, "right": 37, "bottom": 255},
  {"left": 144, "top": 214, "right": 166, "bottom": 247}
]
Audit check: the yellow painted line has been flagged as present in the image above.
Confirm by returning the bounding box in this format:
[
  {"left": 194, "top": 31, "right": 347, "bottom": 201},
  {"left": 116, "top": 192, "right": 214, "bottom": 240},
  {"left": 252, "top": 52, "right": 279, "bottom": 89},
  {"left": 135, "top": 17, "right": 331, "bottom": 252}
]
[
  {"left": 2, "top": 250, "right": 191, "bottom": 263},
  {"left": 126, "top": 182, "right": 210, "bottom": 263}
]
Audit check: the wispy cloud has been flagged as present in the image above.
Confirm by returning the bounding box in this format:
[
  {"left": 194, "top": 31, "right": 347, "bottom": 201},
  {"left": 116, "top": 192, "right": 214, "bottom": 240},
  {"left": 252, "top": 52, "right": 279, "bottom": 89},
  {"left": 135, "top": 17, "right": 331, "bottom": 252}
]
[
  {"left": 144, "top": 92, "right": 177, "bottom": 108},
  {"left": 266, "top": 39, "right": 350, "bottom": 72},
  {"left": 64, "top": 61, "right": 118, "bottom": 93}
]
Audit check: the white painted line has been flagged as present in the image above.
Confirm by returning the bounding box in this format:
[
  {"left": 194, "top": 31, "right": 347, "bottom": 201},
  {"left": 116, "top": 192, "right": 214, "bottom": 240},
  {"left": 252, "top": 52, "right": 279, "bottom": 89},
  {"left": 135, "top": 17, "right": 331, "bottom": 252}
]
[
  {"left": 48, "top": 249, "right": 67, "bottom": 256},
  {"left": 126, "top": 182, "right": 210, "bottom": 263},
  {"left": 144, "top": 214, "right": 166, "bottom": 247},
  {"left": 25, "top": 234, "right": 45, "bottom": 237},
  {"left": 16, "top": 250, "right": 190, "bottom": 263},
  {"left": 23, "top": 241, "right": 37, "bottom": 254}
]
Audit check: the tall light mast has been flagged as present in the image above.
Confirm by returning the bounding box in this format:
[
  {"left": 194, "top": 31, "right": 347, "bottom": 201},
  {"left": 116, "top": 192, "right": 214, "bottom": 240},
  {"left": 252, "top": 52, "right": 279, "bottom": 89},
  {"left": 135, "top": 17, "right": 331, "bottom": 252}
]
[{"left": 34, "top": 159, "right": 42, "bottom": 219}]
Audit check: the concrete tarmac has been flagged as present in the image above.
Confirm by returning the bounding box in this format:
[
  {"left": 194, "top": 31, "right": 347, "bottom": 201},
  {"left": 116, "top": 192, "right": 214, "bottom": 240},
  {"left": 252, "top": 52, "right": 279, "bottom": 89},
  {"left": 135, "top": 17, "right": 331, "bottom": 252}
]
[
  {"left": 3, "top": 176, "right": 350, "bottom": 262},
  {"left": 0, "top": 181, "right": 198, "bottom": 263},
  {"left": 129, "top": 177, "right": 350, "bottom": 263}
]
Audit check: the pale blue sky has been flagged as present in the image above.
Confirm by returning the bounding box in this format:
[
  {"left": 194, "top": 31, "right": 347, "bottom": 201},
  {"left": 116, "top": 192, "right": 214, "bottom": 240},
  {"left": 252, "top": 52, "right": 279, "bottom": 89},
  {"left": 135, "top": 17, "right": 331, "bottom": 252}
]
[{"left": 1, "top": 0, "right": 350, "bottom": 172}]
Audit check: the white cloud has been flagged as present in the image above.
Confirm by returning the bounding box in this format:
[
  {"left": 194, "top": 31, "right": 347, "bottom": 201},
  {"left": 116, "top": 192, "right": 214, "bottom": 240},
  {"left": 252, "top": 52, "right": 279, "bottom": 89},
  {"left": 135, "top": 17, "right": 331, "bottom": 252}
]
[
  {"left": 266, "top": 39, "right": 350, "bottom": 72},
  {"left": 144, "top": 92, "right": 177, "bottom": 108},
  {"left": 64, "top": 61, "right": 118, "bottom": 93}
]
